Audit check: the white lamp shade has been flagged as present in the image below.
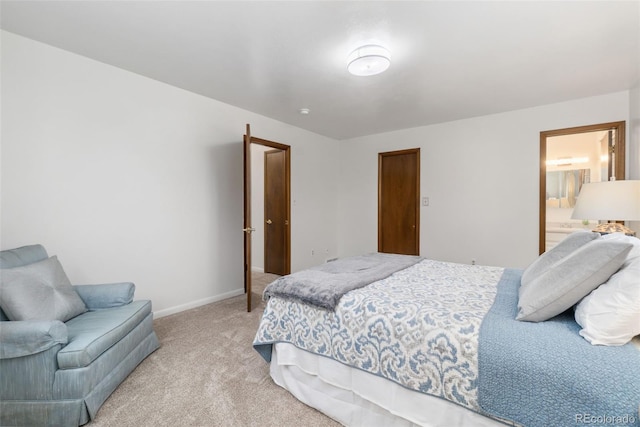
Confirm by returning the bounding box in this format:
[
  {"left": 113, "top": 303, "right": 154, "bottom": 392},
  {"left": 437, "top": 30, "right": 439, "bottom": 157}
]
[
  {"left": 571, "top": 180, "right": 640, "bottom": 221},
  {"left": 347, "top": 45, "right": 391, "bottom": 76}
]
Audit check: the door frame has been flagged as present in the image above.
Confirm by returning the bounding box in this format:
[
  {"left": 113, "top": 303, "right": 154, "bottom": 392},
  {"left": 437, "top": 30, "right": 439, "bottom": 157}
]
[
  {"left": 243, "top": 125, "right": 291, "bottom": 312},
  {"left": 378, "top": 148, "right": 420, "bottom": 255},
  {"left": 539, "top": 121, "right": 625, "bottom": 254}
]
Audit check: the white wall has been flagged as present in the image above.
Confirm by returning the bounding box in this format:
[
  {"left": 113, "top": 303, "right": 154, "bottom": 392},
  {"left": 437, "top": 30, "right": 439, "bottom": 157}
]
[
  {"left": 250, "top": 143, "right": 268, "bottom": 272},
  {"left": 1, "top": 31, "right": 339, "bottom": 316},
  {"left": 2, "top": 30, "right": 636, "bottom": 317},
  {"left": 337, "top": 92, "right": 630, "bottom": 269}
]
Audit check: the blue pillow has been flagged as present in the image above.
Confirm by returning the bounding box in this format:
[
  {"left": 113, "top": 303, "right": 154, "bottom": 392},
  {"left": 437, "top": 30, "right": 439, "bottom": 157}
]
[
  {"left": 0, "top": 256, "right": 87, "bottom": 321},
  {"left": 517, "top": 239, "right": 632, "bottom": 322}
]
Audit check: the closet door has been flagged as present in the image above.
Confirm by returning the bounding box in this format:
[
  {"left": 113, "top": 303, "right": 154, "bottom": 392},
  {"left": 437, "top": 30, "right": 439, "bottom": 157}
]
[
  {"left": 378, "top": 148, "right": 420, "bottom": 255},
  {"left": 264, "top": 149, "right": 287, "bottom": 275}
]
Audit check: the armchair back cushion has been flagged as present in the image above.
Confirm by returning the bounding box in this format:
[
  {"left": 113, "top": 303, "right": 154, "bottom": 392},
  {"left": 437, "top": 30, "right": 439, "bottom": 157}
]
[{"left": 0, "top": 244, "right": 48, "bottom": 269}]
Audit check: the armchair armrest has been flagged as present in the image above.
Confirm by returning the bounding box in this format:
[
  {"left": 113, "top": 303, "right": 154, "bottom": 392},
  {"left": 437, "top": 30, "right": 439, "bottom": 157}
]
[
  {"left": 73, "top": 282, "right": 135, "bottom": 310},
  {"left": 0, "top": 320, "right": 68, "bottom": 359}
]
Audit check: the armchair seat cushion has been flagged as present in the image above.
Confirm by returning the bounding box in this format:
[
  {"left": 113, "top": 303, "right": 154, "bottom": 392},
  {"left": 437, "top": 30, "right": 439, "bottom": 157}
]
[{"left": 58, "top": 300, "right": 152, "bottom": 369}]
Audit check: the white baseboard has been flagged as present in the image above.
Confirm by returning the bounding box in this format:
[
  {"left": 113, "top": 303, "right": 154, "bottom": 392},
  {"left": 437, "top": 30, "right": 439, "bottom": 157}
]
[
  {"left": 251, "top": 266, "right": 264, "bottom": 273},
  {"left": 153, "top": 288, "right": 245, "bottom": 319}
]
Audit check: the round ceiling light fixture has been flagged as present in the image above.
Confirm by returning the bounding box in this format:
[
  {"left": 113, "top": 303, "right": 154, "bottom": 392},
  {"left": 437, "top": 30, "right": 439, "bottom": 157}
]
[{"left": 347, "top": 44, "right": 391, "bottom": 77}]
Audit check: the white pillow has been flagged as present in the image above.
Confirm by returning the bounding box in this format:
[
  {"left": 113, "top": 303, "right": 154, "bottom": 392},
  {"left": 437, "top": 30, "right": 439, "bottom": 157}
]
[
  {"left": 575, "top": 234, "right": 640, "bottom": 345},
  {"left": 521, "top": 230, "right": 599, "bottom": 286},
  {"left": 517, "top": 239, "right": 632, "bottom": 322}
]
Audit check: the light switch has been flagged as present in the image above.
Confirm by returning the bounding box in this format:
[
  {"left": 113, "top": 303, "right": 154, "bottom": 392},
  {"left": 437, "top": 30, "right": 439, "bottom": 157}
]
[{"left": 422, "top": 197, "right": 429, "bottom": 206}]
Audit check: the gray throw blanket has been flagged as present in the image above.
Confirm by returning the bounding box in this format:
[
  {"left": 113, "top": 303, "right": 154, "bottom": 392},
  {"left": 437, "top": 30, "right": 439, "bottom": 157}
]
[{"left": 263, "top": 252, "right": 423, "bottom": 310}]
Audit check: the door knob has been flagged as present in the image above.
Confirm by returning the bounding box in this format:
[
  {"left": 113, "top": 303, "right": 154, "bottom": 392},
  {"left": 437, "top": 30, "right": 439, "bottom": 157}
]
[
  {"left": 243, "top": 227, "right": 256, "bottom": 233},
  {"left": 266, "top": 219, "right": 273, "bottom": 224}
]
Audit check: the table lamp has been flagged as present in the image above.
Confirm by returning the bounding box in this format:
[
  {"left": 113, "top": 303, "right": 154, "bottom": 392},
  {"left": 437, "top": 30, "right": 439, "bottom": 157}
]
[{"left": 571, "top": 180, "right": 640, "bottom": 236}]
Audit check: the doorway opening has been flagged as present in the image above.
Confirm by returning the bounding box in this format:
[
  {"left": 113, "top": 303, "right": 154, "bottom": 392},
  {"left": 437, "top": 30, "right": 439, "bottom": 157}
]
[
  {"left": 243, "top": 125, "right": 291, "bottom": 312},
  {"left": 539, "top": 121, "right": 625, "bottom": 254}
]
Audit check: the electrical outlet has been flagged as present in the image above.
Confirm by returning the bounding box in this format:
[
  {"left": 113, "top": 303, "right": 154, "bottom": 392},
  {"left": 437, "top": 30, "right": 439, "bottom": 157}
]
[{"left": 471, "top": 259, "right": 476, "bottom": 265}]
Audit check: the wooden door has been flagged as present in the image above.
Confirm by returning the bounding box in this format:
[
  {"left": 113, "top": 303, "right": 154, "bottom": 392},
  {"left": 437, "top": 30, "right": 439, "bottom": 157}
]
[
  {"left": 243, "top": 124, "right": 291, "bottom": 312},
  {"left": 378, "top": 148, "right": 420, "bottom": 255},
  {"left": 243, "top": 125, "right": 254, "bottom": 312},
  {"left": 264, "top": 149, "right": 287, "bottom": 275}
]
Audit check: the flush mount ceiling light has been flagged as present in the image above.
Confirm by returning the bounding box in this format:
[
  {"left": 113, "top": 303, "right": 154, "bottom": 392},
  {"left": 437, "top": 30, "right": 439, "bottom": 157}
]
[{"left": 347, "top": 44, "right": 391, "bottom": 76}]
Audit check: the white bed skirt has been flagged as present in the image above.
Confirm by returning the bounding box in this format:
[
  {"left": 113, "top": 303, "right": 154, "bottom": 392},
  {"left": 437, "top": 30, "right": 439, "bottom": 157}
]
[{"left": 270, "top": 342, "right": 506, "bottom": 427}]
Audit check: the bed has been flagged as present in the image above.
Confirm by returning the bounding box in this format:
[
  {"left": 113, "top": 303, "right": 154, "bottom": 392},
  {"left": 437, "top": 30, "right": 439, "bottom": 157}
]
[{"left": 253, "top": 234, "right": 640, "bottom": 427}]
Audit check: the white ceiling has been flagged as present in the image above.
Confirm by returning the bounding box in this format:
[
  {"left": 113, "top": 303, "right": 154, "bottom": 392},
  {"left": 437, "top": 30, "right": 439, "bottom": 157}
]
[{"left": 1, "top": 1, "right": 639, "bottom": 140}]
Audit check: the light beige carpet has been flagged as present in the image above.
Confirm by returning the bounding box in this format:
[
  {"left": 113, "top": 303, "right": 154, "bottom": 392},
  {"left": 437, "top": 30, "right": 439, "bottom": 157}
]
[{"left": 88, "top": 273, "right": 340, "bottom": 427}]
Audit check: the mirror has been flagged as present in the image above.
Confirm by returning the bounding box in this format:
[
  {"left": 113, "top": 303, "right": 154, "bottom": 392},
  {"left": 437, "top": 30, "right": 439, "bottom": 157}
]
[
  {"left": 539, "top": 121, "right": 625, "bottom": 253},
  {"left": 546, "top": 169, "right": 590, "bottom": 208}
]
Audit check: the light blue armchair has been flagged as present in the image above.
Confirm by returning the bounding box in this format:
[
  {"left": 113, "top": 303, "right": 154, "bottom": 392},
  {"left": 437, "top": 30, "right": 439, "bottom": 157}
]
[{"left": 0, "top": 244, "right": 160, "bottom": 426}]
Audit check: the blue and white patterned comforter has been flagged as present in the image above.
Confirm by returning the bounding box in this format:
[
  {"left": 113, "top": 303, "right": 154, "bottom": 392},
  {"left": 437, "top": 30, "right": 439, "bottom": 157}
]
[
  {"left": 254, "top": 258, "right": 640, "bottom": 426},
  {"left": 254, "top": 259, "right": 504, "bottom": 411}
]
